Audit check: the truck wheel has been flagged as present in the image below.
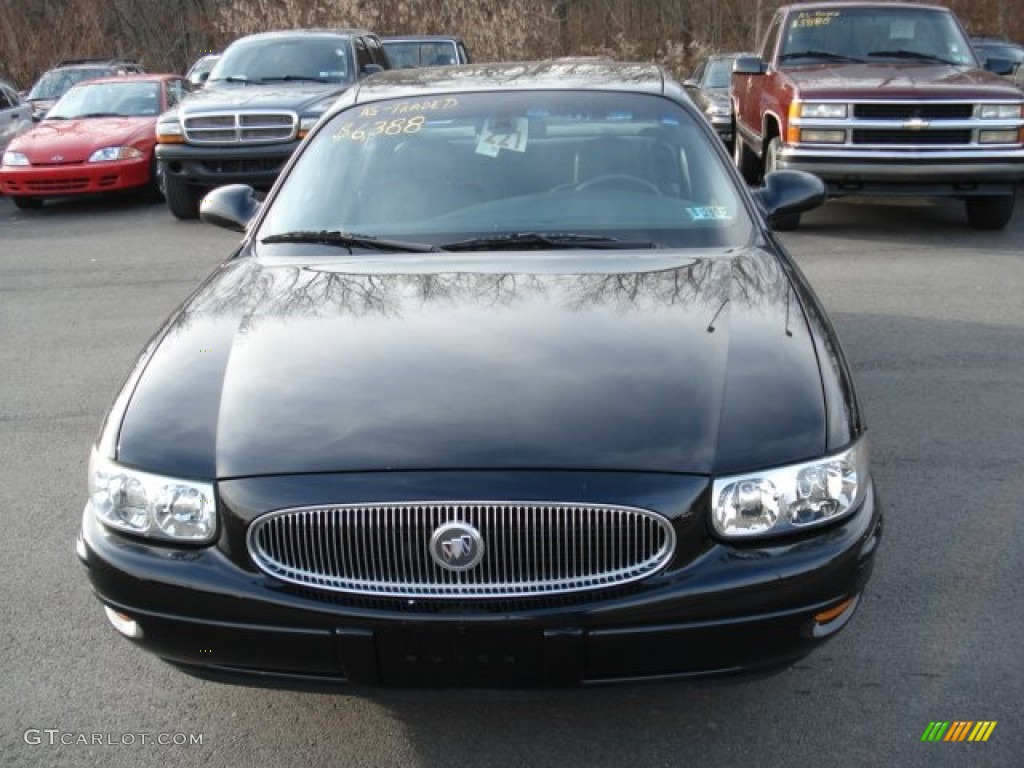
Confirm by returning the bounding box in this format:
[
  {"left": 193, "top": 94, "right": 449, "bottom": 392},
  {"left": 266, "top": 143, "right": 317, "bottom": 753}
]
[
  {"left": 733, "top": 130, "right": 760, "bottom": 185},
  {"left": 12, "top": 196, "right": 44, "bottom": 210},
  {"left": 164, "top": 174, "right": 201, "bottom": 220},
  {"left": 765, "top": 138, "right": 801, "bottom": 231},
  {"left": 145, "top": 156, "right": 165, "bottom": 203},
  {"left": 965, "top": 193, "right": 1016, "bottom": 231}
]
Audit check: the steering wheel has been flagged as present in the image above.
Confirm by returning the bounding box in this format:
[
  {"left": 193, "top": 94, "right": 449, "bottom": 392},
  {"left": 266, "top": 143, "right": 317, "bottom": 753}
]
[{"left": 574, "top": 174, "right": 662, "bottom": 195}]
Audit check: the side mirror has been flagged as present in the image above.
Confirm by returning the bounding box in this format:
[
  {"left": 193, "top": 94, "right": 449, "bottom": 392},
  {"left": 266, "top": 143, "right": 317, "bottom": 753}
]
[
  {"left": 361, "top": 63, "right": 385, "bottom": 77},
  {"left": 983, "top": 56, "right": 1014, "bottom": 76},
  {"left": 752, "top": 170, "right": 826, "bottom": 227},
  {"left": 733, "top": 55, "right": 768, "bottom": 76},
  {"left": 197, "top": 71, "right": 211, "bottom": 86},
  {"left": 200, "top": 184, "right": 261, "bottom": 232}
]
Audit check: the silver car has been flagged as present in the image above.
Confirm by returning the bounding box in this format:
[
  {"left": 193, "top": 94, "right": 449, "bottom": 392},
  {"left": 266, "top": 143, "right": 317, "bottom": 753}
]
[{"left": 0, "top": 80, "right": 32, "bottom": 153}]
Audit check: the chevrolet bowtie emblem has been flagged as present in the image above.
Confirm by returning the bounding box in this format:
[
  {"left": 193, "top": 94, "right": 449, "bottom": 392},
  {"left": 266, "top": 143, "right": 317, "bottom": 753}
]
[{"left": 903, "top": 118, "right": 930, "bottom": 130}]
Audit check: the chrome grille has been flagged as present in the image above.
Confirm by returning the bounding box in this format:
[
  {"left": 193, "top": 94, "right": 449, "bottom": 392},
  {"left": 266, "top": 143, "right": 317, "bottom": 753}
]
[
  {"left": 247, "top": 502, "right": 676, "bottom": 598},
  {"left": 183, "top": 111, "right": 297, "bottom": 144}
]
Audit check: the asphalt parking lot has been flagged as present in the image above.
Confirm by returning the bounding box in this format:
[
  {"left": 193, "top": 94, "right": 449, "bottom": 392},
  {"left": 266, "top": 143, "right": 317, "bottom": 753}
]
[{"left": 1, "top": 192, "right": 1022, "bottom": 767}]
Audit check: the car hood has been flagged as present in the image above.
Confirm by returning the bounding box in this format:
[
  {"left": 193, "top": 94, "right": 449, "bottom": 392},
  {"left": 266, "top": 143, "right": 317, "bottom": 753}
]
[
  {"left": 13, "top": 117, "right": 155, "bottom": 163},
  {"left": 115, "top": 248, "right": 827, "bottom": 479},
  {"left": 182, "top": 82, "right": 350, "bottom": 113},
  {"left": 784, "top": 62, "right": 1022, "bottom": 99}
]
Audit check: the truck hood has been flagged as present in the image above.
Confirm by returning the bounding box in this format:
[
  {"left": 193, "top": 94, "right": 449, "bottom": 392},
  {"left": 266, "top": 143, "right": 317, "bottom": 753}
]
[
  {"left": 784, "top": 62, "right": 1022, "bottom": 100},
  {"left": 115, "top": 248, "right": 827, "bottom": 479},
  {"left": 181, "top": 82, "right": 351, "bottom": 113}
]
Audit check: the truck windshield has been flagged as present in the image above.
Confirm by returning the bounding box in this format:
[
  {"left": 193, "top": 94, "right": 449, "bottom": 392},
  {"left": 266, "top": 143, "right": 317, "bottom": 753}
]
[
  {"left": 780, "top": 7, "right": 977, "bottom": 67},
  {"left": 208, "top": 37, "right": 353, "bottom": 85}
]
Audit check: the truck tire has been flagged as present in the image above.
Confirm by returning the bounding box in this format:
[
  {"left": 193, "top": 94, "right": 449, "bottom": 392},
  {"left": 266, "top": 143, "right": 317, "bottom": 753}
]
[
  {"left": 164, "top": 174, "right": 201, "bottom": 220},
  {"left": 965, "top": 193, "right": 1016, "bottom": 231},
  {"left": 765, "top": 138, "right": 802, "bottom": 231},
  {"left": 733, "top": 129, "right": 761, "bottom": 185}
]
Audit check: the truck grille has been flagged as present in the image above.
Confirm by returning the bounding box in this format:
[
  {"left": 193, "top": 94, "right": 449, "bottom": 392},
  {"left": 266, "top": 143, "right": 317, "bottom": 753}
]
[
  {"left": 183, "top": 112, "right": 297, "bottom": 144},
  {"left": 851, "top": 129, "right": 973, "bottom": 146},
  {"left": 853, "top": 103, "right": 973, "bottom": 120},
  {"left": 247, "top": 501, "right": 676, "bottom": 598}
]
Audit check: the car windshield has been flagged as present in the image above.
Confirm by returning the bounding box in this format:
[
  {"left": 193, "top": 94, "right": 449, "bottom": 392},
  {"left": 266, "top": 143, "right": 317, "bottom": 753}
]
[
  {"left": 47, "top": 81, "right": 161, "bottom": 119},
  {"left": 208, "top": 37, "right": 353, "bottom": 84},
  {"left": 27, "top": 68, "right": 111, "bottom": 101},
  {"left": 383, "top": 41, "right": 459, "bottom": 68},
  {"left": 780, "top": 7, "right": 977, "bottom": 67},
  {"left": 259, "top": 90, "right": 751, "bottom": 250}
]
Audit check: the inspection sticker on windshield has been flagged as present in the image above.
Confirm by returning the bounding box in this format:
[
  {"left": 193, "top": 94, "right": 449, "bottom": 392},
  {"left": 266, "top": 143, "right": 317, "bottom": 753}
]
[
  {"left": 476, "top": 118, "right": 529, "bottom": 157},
  {"left": 687, "top": 206, "right": 731, "bottom": 221}
]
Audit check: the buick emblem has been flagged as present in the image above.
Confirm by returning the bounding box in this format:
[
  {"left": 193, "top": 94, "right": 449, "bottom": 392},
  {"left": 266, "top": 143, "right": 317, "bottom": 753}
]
[{"left": 429, "top": 521, "right": 484, "bottom": 572}]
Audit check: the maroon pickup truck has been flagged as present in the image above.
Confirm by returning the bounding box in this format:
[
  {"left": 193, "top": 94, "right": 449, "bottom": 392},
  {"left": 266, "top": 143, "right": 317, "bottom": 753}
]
[{"left": 732, "top": 1, "right": 1024, "bottom": 230}]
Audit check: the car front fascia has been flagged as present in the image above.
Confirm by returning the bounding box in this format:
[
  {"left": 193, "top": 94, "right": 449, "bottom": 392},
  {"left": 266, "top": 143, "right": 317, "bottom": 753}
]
[{"left": 79, "top": 467, "right": 881, "bottom": 688}]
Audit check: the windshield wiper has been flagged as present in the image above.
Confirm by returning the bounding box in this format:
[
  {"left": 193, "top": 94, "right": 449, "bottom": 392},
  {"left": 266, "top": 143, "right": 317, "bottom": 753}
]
[
  {"left": 441, "top": 233, "right": 657, "bottom": 251},
  {"left": 260, "top": 75, "right": 331, "bottom": 83},
  {"left": 78, "top": 112, "right": 121, "bottom": 118},
  {"left": 261, "top": 230, "right": 441, "bottom": 253},
  {"left": 780, "top": 50, "right": 864, "bottom": 63},
  {"left": 867, "top": 50, "right": 958, "bottom": 65},
  {"left": 208, "top": 76, "right": 253, "bottom": 84}
]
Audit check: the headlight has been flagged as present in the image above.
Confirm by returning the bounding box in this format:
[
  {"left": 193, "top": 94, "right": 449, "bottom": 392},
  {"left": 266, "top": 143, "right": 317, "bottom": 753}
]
[
  {"left": 89, "top": 451, "right": 217, "bottom": 543},
  {"left": 978, "top": 129, "right": 1020, "bottom": 144},
  {"left": 156, "top": 116, "right": 184, "bottom": 143},
  {"left": 796, "top": 102, "right": 847, "bottom": 119},
  {"left": 711, "top": 438, "right": 869, "bottom": 539},
  {"left": 978, "top": 104, "right": 1022, "bottom": 119},
  {"left": 88, "top": 146, "right": 144, "bottom": 162},
  {"left": 2, "top": 151, "right": 29, "bottom": 167},
  {"left": 298, "top": 114, "right": 324, "bottom": 138}
]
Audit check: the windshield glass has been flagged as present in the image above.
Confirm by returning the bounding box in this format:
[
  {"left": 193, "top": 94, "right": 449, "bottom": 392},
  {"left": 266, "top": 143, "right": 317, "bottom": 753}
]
[
  {"left": 47, "top": 81, "right": 161, "bottom": 119},
  {"left": 780, "top": 7, "right": 976, "bottom": 66},
  {"left": 28, "top": 68, "right": 111, "bottom": 101},
  {"left": 383, "top": 41, "right": 459, "bottom": 68},
  {"left": 209, "top": 37, "right": 353, "bottom": 84},
  {"left": 260, "top": 90, "right": 751, "bottom": 250}
]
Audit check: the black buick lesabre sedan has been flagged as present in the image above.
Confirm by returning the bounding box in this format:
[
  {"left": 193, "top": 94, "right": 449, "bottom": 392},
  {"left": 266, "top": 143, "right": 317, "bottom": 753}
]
[{"left": 78, "top": 61, "right": 881, "bottom": 689}]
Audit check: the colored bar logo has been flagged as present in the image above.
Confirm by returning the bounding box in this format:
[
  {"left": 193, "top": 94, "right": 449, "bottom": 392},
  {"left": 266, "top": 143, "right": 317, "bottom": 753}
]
[{"left": 921, "top": 721, "right": 997, "bottom": 742}]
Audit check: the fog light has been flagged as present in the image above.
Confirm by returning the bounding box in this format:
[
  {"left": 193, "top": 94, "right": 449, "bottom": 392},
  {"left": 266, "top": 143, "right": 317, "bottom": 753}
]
[
  {"left": 800, "top": 129, "right": 845, "bottom": 143},
  {"left": 978, "top": 129, "right": 1018, "bottom": 144},
  {"left": 104, "top": 606, "right": 143, "bottom": 639},
  {"left": 811, "top": 595, "right": 859, "bottom": 638}
]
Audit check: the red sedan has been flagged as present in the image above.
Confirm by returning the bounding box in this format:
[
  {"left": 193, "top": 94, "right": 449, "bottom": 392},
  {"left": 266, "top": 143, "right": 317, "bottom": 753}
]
[{"left": 0, "top": 74, "right": 187, "bottom": 209}]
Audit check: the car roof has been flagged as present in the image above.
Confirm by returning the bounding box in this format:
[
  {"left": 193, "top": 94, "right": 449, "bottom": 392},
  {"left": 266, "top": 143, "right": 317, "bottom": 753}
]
[
  {"left": 352, "top": 60, "right": 669, "bottom": 104},
  {"left": 228, "top": 28, "right": 375, "bottom": 44},
  {"left": 382, "top": 35, "right": 465, "bottom": 43},
  {"left": 778, "top": 1, "right": 951, "bottom": 12},
  {"left": 67, "top": 73, "right": 179, "bottom": 86}
]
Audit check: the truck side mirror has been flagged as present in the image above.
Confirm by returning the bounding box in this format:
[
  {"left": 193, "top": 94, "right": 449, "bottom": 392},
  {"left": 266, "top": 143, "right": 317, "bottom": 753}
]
[{"left": 733, "top": 56, "right": 768, "bottom": 76}]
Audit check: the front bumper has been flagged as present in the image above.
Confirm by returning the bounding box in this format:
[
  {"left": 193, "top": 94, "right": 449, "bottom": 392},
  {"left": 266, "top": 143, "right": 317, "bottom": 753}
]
[
  {"left": 155, "top": 141, "right": 299, "bottom": 190},
  {"left": 0, "top": 156, "right": 150, "bottom": 197},
  {"left": 78, "top": 476, "right": 881, "bottom": 689},
  {"left": 776, "top": 145, "right": 1024, "bottom": 197}
]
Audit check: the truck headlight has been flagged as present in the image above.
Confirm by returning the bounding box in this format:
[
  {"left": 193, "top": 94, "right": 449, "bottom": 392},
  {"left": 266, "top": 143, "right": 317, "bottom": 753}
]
[
  {"left": 2, "top": 151, "right": 30, "bottom": 166},
  {"left": 89, "top": 450, "right": 217, "bottom": 543},
  {"left": 712, "top": 438, "right": 869, "bottom": 539},
  {"left": 156, "top": 117, "right": 185, "bottom": 144},
  {"left": 978, "top": 104, "right": 1022, "bottom": 119},
  {"left": 796, "top": 102, "right": 848, "bottom": 119}
]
